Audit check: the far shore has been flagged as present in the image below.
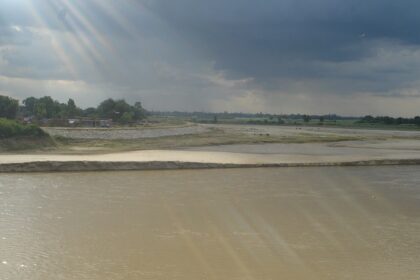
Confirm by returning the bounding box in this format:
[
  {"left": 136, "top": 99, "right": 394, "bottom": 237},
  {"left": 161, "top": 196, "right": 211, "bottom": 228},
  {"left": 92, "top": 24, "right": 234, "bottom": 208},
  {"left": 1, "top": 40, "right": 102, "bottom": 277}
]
[{"left": 3, "top": 124, "right": 420, "bottom": 172}]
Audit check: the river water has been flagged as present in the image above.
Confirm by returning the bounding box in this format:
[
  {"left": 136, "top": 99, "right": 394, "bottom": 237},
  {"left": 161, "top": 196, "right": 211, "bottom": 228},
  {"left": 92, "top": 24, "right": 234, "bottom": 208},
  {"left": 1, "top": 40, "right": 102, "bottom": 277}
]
[{"left": 1, "top": 167, "right": 420, "bottom": 279}]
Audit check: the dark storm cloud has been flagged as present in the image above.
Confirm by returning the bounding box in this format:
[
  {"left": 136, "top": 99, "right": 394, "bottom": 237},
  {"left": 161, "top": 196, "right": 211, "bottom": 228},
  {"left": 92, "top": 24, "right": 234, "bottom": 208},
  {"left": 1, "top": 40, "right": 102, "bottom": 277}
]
[
  {"left": 141, "top": 0, "right": 420, "bottom": 80},
  {"left": 2, "top": 0, "right": 420, "bottom": 115}
]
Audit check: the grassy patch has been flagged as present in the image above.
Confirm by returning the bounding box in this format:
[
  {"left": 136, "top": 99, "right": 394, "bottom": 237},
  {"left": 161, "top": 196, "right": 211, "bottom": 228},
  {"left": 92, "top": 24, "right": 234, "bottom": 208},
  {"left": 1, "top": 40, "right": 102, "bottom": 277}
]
[
  {"left": 0, "top": 118, "right": 47, "bottom": 138},
  {"left": 0, "top": 118, "right": 55, "bottom": 152}
]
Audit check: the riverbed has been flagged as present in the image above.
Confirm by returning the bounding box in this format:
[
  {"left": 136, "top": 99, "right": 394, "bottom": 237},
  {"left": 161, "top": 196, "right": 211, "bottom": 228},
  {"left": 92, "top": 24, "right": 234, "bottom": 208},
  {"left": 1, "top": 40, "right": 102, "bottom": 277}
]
[
  {"left": 2, "top": 139, "right": 420, "bottom": 172},
  {"left": 1, "top": 167, "right": 420, "bottom": 279}
]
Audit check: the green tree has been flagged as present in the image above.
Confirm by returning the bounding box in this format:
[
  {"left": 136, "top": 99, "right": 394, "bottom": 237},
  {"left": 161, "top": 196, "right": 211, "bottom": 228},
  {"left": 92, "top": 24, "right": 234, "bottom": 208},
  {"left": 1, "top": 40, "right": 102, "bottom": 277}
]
[
  {"left": 34, "top": 102, "right": 47, "bottom": 119},
  {"left": 83, "top": 107, "right": 97, "bottom": 117},
  {"left": 67, "top": 98, "right": 77, "bottom": 118},
  {"left": 97, "top": 98, "right": 146, "bottom": 122},
  {"left": 0, "top": 95, "right": 19, "bottom": 119},
  {"left": 36, "top": 96, "right": 55, "bottom": 118},
  {"left": 133, "top": 102, "right": 147, "bottom": 120},
  {"left": 414, "top": 116, "right": 420, "bottom": 126},
  {"left": 114, "top": 99, "right": 131, "bottom": 119},
  {"left": 97, "top": 98, "right": 117, "bottom": 119},
  {"left": 120, "top": 112, "right": 134, "bottom": 123},
  {"left": 303, "top": 115, "right": 311, "bottom": 123},
  {"left": 22, "top": 97, "right": 37, "bottom": 116}
]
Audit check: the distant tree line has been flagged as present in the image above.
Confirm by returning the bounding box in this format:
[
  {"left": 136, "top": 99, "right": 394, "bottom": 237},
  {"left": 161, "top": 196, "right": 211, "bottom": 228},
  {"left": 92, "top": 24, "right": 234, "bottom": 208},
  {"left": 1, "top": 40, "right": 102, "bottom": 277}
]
[
  {"left": 21, "top": 96, "right": 82, "bottom": 119},
  {"left": 0, "top": 95, "right": 147, "bottom": 123},
  {"left": 0, "top": 95, "right": 19, "bottom": 119},
  {"left": 359, "top": 115, "right": 420, "bottom": 126},
  {"left": 151, "top": 111, "right": 357, "bottom": 121}
]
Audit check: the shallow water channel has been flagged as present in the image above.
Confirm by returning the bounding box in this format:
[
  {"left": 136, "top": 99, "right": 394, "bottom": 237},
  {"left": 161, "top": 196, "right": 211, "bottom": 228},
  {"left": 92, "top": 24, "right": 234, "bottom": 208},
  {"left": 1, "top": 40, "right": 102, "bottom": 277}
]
[{"left": 1, "top": 166, "right": 420, "bottom": 279}]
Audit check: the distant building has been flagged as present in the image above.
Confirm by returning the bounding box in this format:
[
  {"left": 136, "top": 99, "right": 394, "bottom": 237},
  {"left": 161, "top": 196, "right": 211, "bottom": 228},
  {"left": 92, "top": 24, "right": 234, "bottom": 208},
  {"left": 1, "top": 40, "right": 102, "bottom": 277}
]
[
  {"left": 20, "top": 116, "right": 113, "bottom": 127},
  {"left": 68, "top": 119, "right": 79, "bottom": 126},
  {"left": 79, "top": 118, "right": 112, "bottom": 127},
  {"left": 23, "top": 116, "right": 34, "bottom": 124},
  {"left": 99, "top": 119, "right": 112, "bottom": 127}
]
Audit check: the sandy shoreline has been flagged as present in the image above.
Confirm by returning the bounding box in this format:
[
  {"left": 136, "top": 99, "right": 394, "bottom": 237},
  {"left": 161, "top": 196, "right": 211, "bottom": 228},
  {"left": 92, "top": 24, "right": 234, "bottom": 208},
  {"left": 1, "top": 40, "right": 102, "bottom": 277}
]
[
  {"left": 3, "top": 125, "right": 420, "bottom": 172},
  {"left": 2, "top": 140, "right": 420, "bottom": 172}
]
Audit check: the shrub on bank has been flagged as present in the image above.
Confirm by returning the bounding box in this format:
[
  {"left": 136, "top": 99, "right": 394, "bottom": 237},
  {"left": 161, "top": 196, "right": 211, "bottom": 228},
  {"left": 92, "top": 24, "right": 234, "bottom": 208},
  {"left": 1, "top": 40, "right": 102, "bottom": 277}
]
[{"left": 0, "top": 118, "right": 47, "bottom": 139}]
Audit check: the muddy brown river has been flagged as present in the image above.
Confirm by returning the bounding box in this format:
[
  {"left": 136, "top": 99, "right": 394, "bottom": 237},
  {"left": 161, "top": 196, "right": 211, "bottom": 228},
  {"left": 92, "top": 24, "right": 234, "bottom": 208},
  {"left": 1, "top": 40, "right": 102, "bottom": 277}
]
[{"left": 1, "top": 167, "right": 420, "bottom": 279}]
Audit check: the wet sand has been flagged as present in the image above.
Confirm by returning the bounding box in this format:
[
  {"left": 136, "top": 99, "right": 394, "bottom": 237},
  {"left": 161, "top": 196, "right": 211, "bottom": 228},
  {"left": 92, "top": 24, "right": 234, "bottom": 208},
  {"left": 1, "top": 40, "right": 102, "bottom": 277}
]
[
  {"left": 1, "top": 167, "right": 420, "bottom": 279},
  {"left": 2, "top": 139, "right": 420, "bottom": 172},
  {"left": 204, "top": 123, "right": 420, "bottom": 138},
  {"left": 195, "top": 124, "right": 420, "bottom": 143},
  {"left": 2, "top": 125, "right": 420, "bottom": 172}
]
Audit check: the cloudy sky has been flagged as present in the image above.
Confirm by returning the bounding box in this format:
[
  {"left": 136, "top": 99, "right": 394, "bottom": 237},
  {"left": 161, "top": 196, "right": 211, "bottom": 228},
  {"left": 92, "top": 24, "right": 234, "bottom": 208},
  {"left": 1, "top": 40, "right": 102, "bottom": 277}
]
[{"left": 1, "top": 0, "right": 420, "bottom": 116}]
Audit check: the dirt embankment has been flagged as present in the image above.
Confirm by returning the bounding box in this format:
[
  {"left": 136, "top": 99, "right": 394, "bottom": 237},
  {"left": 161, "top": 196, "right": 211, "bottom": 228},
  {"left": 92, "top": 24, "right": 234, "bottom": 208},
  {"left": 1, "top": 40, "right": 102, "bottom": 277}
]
[{"left": 1, "top": 159, "right": 420, "bottom": 173}]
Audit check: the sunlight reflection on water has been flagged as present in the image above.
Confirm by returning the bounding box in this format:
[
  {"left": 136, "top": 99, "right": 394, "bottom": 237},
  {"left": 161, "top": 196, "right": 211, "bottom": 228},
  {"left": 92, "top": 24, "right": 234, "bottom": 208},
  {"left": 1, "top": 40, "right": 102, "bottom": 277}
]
[{"left": 1, "top": 166, "right": 420, "bottom": 279}]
